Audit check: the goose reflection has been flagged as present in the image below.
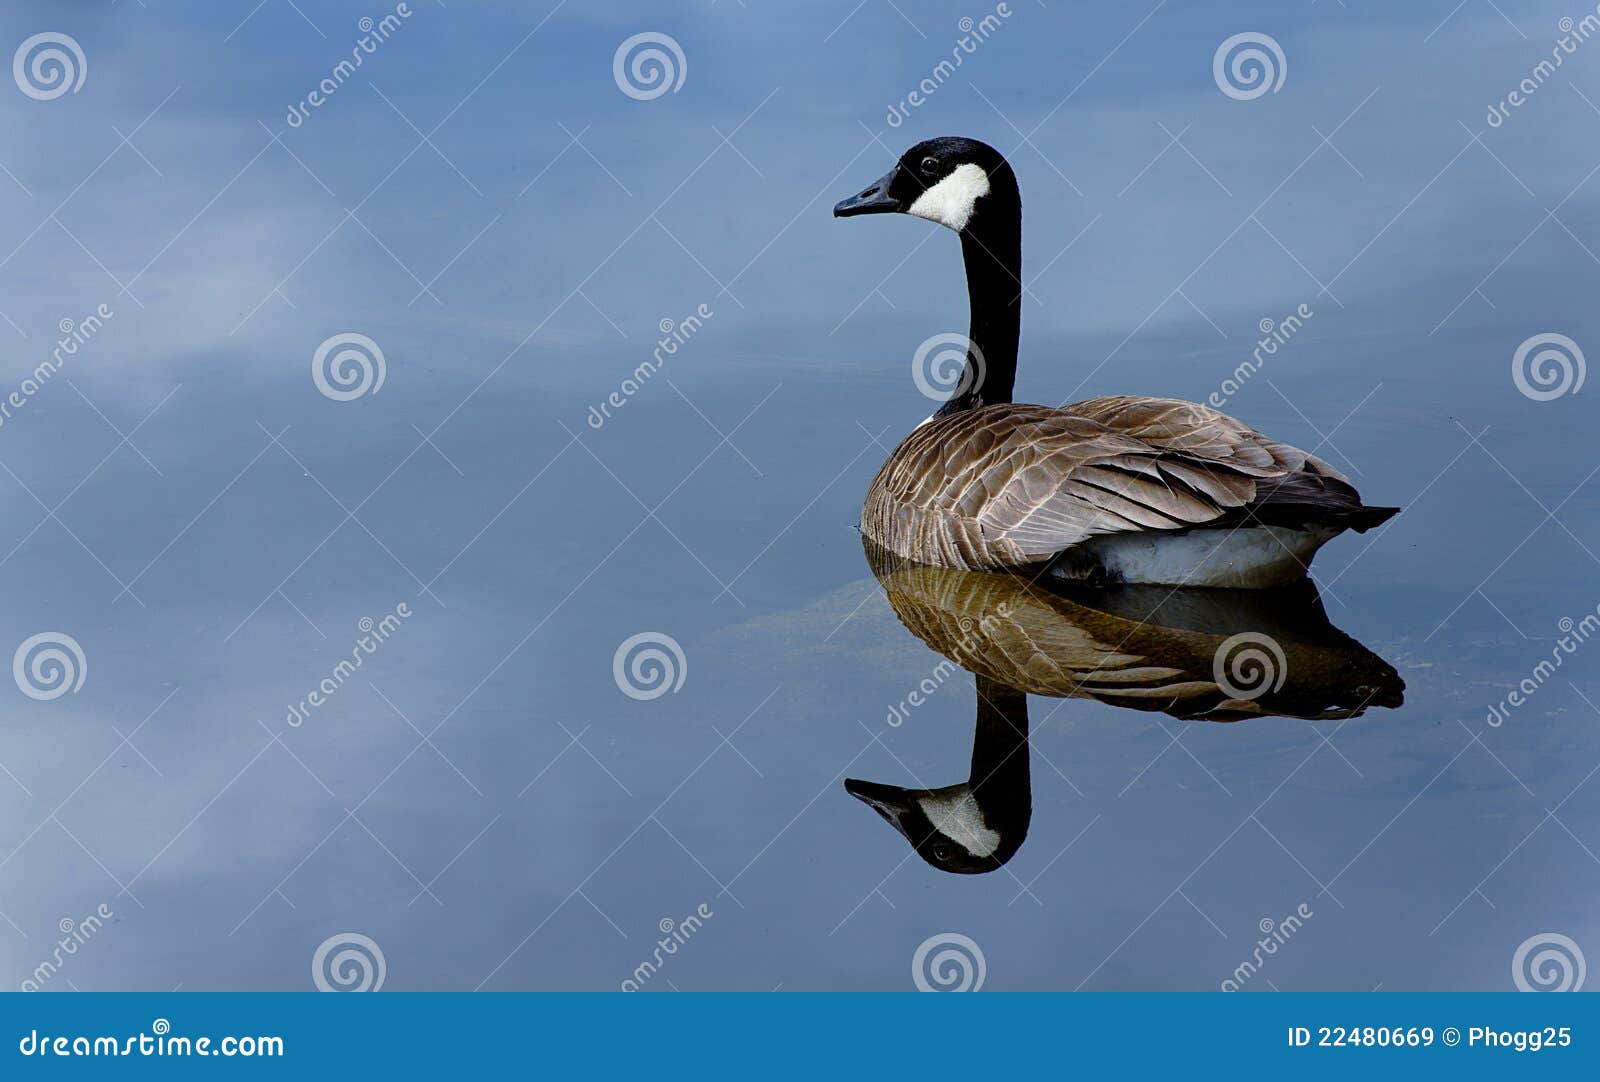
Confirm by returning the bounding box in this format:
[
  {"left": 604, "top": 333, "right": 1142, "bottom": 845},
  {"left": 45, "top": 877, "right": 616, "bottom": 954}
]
[{"left": 847, "top": 541, "right": 1404, "bottom": 874}]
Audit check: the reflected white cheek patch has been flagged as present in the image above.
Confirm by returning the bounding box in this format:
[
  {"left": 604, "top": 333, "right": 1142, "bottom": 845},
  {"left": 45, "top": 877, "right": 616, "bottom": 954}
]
[
  {"left": 907, "top": 163, "right": 990, "bottom": 232},
  {"left": 917, "top": 789, "right": 1000, "bottom": 858}
]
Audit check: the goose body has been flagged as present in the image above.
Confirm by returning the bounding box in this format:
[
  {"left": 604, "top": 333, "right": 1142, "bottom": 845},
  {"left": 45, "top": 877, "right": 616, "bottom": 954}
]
[
  {"left": 835, "top": 137, "right": 1396, "bottom": 588},
  {"left": 863, "top": 396, "right": 1387, "bottom": 588}
]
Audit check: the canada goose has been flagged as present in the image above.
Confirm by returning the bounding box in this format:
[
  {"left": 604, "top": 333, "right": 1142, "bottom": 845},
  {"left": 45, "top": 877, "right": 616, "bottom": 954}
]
[
  {"left": 846, "top": 542, "right": 1404, "bottom": 873},
  {"left": 847, "top": 675, "right": 1031, "bottom": 875},
  {"left": 834, "top": 137, "right": 1398, "bottom": 588}
]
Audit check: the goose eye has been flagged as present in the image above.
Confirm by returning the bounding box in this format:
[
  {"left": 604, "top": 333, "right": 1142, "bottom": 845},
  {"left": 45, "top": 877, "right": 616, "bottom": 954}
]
[{"left": 919, "top": 156, "right": 939, "bottom": 177}]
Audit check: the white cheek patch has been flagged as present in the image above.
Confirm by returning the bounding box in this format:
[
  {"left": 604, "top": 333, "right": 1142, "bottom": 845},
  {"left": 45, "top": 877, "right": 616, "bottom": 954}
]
[{"left": 907, "top": 163, "right": 990, "bottom": 232}]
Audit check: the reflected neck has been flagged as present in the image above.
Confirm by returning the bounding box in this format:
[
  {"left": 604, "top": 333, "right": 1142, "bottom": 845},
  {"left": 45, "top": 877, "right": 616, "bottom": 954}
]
[
  {"left": 937, "top": 204, "right": 1021, "bottom": 417},
  {"left": 969, "top": 676, "right": 1030, "bottom": 819}
]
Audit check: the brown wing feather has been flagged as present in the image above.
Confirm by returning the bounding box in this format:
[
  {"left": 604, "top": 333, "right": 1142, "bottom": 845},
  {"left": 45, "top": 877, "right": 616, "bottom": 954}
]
[{"left": 862, "top": 397, "right": 1360, "bottom": 569}]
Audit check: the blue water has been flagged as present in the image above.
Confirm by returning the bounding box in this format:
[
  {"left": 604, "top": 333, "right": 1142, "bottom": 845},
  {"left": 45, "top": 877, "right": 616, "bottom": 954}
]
[{"left": 0, "top": 0, "right": 1595, "bottom": 991}]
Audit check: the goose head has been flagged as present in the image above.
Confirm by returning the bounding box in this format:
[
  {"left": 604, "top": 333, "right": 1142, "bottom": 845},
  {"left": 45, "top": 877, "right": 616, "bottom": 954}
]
[
  {"left": 833, "top": 136, "right": 1017, "bottom": 234},
  {"left": 833, "top": 137, "right": 1023, "bottom": 412},
  {"left": 844, "top": 777, "right": 1028, "bottom": 874},
  {"left": 844, "top": 673, "right": 1032, "bottom": 876}
]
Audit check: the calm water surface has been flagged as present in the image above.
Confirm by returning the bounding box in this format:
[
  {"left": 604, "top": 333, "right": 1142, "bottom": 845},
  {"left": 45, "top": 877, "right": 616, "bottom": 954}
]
[{"left": 0, "top": 1, "right": 1596, "bottom": 991}]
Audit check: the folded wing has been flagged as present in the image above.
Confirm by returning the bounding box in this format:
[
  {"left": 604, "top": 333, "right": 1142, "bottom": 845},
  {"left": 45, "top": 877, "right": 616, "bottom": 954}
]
[{"left": 876, "top": 397, "right": 1360, "bottom": 565}]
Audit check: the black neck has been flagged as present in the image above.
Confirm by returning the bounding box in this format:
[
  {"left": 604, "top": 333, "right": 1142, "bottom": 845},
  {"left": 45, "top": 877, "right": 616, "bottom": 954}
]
[
  {"left": 936, "top": 202, "right": 1021, "bottom": 416},
  {"left": 969, "top": 676, "right": 1030, "bottom": 821}
]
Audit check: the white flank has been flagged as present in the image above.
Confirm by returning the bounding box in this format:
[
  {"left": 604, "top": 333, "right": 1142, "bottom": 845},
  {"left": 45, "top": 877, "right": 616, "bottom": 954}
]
[{"left": 1063, "top": 525, "right": 1341, "bottom": 589}]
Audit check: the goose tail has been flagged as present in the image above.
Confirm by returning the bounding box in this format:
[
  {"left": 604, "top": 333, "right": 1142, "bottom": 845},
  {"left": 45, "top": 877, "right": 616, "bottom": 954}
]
[
  {"left": 1347, "top": 504, "right": 1400, "bottom": 533},
  {"left": 1235, "top": 473, "right": 1399, "bottom": 535}
]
